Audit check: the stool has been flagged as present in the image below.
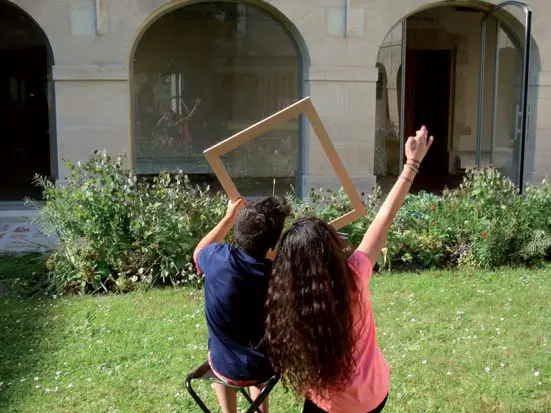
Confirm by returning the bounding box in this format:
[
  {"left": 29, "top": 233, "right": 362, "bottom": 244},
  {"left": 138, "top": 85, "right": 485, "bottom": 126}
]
[{"left": 185, "top": 360, "right": 279, "bottom": 413}]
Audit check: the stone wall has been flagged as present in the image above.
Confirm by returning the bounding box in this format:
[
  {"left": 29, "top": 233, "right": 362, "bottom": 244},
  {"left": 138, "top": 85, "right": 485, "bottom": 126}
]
[{"left": 7, "top": 0, "right": 551, "bottom": 192}]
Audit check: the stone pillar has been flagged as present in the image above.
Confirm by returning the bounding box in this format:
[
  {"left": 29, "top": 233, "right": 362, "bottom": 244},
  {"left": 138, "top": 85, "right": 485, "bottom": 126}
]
[
  {"left": 302, "top": 65, "right": 378, "bottom": 194},
  {"left": 53, "top": 66, "right": 130, "bottom": 179}
]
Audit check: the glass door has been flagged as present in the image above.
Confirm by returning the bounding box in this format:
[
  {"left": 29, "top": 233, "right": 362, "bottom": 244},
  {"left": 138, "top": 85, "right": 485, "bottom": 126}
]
[
  {"left": 374, "top": 20, "right": 405, "bottom": 192},
  {"left": 476, "top": 1, "right": 532, "bottom": 192}
]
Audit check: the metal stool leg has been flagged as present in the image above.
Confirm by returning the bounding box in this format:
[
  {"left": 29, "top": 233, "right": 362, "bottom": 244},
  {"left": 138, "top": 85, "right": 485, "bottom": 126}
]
[
  {"left": 185, "top": 360, "right": 280, "bottom": 413},
  {"left": 186, "top": 368, "right": 212, "bottom": 413},
  {"left": 238, "top": 388, "right": 261, "bottom": 413},
  {"left": 245, "top": 375, "right": 280, "bottom": 413}
]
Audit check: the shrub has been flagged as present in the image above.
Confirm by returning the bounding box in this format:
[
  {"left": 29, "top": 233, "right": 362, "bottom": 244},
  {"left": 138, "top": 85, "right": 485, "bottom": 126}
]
[
  {"left": 30, "top": 152, "right": 551, "bottom": 294},
  {"left": 286, "top": 186, "right": 382, "bottom": 246},
  {"left": 30, "top": 152, "right": 227, "bottom": 294},
  {"left": 290, "top": 168, "right": 551, "bottom": 271},
  {"left": 513, "top": 179, "right": 551, "bottom": 262}
]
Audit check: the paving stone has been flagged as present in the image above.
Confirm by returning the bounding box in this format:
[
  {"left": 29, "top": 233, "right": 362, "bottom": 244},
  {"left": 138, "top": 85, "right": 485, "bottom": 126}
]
[{"left": 0, "top": 220, "right": 58, "bottom": 253}]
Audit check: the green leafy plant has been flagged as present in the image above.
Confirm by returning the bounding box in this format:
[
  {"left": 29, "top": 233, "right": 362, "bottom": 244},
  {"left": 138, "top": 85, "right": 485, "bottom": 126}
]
[
  {"left": 28, "top": 155, "right": 551, "bottom": 295},
  {"left": 29, "top": 151, "right": 227, "bottom": 294}
]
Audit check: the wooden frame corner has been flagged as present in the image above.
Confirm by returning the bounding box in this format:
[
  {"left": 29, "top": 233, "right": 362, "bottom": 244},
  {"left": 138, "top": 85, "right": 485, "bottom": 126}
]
[{"left": 203, "top": 97, "right": 367, "bottom": 230}]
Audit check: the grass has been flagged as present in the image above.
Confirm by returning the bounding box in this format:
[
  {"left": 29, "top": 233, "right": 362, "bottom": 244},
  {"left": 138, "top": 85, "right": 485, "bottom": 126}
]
[
  {"left": 0, "top": 263, "right": 549, "bottom": 412},
  {"left": 0, "top": 254, "right": 49, "bottom": 296}
]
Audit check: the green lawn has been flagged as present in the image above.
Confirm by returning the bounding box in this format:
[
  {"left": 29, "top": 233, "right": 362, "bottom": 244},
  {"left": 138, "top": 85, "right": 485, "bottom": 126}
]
[{"left": 0, "top": 265, "right": 550, "bottom": 412}]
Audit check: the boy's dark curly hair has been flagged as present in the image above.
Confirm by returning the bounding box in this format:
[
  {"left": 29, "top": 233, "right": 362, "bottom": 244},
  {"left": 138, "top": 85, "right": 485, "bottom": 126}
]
[
  {"left": 234, "top": 196, "right": 292, "bottom": 259},
  {"left": 266, "top": 217, "right": 361, "bottom": 398}
]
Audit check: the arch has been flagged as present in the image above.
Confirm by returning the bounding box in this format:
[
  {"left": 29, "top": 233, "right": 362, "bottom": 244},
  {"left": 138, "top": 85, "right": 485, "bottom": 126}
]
[
  {"left": 0, "top": 1, "right": 57, "bottom": 201},
  {"left": 128, "top": 0, "right": 310, "bottom": 70},
  {"left": 128, "top": 0, "right": 310, "bottom": 197},
  {"left": 374, "top": 0, "right": 541, "bottom": 72},
  {"left": 1, "top": 1, "right": 55, "bottom": 65},
  {"left": 373, "top": 0, "right": 541, "bottom": 193}
]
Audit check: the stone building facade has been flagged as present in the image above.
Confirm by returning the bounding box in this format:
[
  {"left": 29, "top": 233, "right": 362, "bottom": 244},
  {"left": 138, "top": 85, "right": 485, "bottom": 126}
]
[{"left": 1, "top": 0, "right": 549, "bottom": 202}]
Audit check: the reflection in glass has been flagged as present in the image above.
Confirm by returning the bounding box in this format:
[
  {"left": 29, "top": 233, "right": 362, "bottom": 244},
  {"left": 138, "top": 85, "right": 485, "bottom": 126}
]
[
  {"left": 132, "top": 2, "right": 300, "bottom": 196},
  {"left": 491, "top": 22, "right": 523, "bottom": 182},
  {"left": 374, "top": 22, "right": 403, "bottom": 191}
]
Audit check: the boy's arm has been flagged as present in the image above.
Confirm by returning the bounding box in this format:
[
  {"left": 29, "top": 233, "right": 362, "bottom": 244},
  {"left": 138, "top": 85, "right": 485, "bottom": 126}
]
[{"left": 193, "top": 198, "right": 245, "bottom": 266}]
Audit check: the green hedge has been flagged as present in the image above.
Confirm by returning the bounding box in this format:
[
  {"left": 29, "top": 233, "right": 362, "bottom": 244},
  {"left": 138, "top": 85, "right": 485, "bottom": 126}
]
[{"left": 29, "top": 152, "right": 551, "bottom": 294}]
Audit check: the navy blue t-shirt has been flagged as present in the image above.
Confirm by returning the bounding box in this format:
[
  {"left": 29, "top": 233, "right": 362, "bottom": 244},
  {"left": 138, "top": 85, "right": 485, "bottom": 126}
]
[{"left": 197, "top": 243, "right": 273, "bottom": 382}]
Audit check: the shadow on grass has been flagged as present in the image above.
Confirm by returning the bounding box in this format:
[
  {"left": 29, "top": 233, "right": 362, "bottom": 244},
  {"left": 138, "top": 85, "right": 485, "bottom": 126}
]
[
  {"left": 0, "top": 296, "right": 50, "bottom": 411},
  {"left": 0, "top": 254, "right": 51, "bottom": 411},
  {"left": 0, "top": 253, "right": 50, "bottom": 297}
]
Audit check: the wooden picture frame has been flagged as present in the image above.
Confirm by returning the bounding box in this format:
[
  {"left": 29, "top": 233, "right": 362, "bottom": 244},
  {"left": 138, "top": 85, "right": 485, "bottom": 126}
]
[{"left": 203, "top": 97, "right": 367, "bottom": 230}]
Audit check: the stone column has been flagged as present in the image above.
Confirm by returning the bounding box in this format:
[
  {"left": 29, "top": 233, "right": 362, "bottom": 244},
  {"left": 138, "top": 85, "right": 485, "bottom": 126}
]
[
  {"left": 302, "top": 65, "right": 378, "bottom": 195},
  {"left": 53, "top": 66, "right": 131, "bottom": 180}
]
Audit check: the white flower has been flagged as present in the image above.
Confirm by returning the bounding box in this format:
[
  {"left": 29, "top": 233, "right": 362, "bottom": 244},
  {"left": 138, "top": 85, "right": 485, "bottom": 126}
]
[
  {"left": 422, "top": 360, "right": 428, "bottom": 365},
  {"left": 35, "top": 385, "right": 41, "bottom": 389},
  {"left": 34, "top": 377, "right": 39, "bottom": 381},
  {"left": 67, "top": 383, "right": 73, "bottom": 389},
  {"left": 447, "top": 371, "right": 452, "bottom": 376},
  {"left": 534, "top": 371, "right": 540, "bottom": 377},
  {"left": 45, "top": 388, "right": 51, "bottom": 393},
  {"left": 86, "top": 378, "right": 92, "bottom": 382},
  {"left": 485, "top": 367, "right": 490, "bottom": 373},
  {"left": 168, "top": 337, "right": 174, "bottom": 341}
]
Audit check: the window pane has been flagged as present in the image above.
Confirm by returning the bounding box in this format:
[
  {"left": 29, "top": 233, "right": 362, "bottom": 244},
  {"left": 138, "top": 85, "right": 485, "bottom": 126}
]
[
  {"left": 374, "top": 22, "right": 403, "bottom": 192},
  {"left": 132, "top": 2, "right": 300, "bottom": 196}
]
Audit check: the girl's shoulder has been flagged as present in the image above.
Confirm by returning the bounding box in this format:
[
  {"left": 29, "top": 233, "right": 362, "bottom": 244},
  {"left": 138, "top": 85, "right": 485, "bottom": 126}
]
[{"left": 347, "top": 250, "right": 373, "bottom": 279}]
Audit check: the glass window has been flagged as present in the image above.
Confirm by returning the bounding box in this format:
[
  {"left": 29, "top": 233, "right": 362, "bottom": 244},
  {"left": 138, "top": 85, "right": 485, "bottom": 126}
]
[
  {"left": 374, "top": 23, "right": 403, "bottom": 191},
  {"left": 132, "top": 2, "right": 301, "bottom": 196}
]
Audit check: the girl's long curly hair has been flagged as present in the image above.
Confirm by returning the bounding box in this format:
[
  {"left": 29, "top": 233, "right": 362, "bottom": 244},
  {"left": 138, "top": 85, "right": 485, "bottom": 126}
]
[{"left": 266, "top": 217, "right": 362, "bottom": 397}]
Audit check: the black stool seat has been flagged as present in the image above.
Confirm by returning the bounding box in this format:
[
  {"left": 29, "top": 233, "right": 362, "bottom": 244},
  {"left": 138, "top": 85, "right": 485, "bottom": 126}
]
[{"left": 186, "top": 360, "right": 280, "bottom": 412}]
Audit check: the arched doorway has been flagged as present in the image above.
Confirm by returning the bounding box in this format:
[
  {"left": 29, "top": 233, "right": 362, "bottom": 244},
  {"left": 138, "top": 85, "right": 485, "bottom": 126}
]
[
  {"left": 374, "top": 2, "right": 539, "bottom": 193},
  {"left": 0, "top": 1, "right": 54, "bottom": 201},
  {"left": 130, "top": 1, "right": 306, "bottom": 197}
]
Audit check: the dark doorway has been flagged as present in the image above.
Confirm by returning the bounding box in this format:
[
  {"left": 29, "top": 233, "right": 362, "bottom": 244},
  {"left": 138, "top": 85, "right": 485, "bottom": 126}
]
[
  {"left": 0, "top": 2, "right": 52, "bottom": 201},
  {"left": 405, "top": 49, "right": 457, "bottom": 192}
]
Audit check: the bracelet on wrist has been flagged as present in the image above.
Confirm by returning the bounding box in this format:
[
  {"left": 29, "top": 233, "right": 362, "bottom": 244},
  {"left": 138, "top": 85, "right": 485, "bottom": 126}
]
[
  {"left": 407, "top": 158, "right": 421, "bottom": 166},
  {"left": 404, "top": 163, "right": 419, "bottom": 174},
  {"left": 399, "top": 175, "right": 414, "bottom": 184}
]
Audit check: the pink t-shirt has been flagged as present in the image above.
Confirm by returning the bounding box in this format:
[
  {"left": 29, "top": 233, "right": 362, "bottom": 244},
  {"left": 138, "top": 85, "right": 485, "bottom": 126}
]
[{"left": 308, "top": 250, "right": 390, "bottom": 413}]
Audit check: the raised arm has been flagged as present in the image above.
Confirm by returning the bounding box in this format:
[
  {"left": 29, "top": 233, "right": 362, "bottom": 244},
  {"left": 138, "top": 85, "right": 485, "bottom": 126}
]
[
  {"left": 358, "top": 126, "right": 433, "bottom": 266},
  {"left": 193, "top": 198, "right": 245, "bottom": 264}
]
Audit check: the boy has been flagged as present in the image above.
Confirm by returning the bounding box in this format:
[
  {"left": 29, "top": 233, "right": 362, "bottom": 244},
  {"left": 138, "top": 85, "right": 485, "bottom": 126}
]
[{"left": 193, "top": 196, "right": 292, "bottom": 413}]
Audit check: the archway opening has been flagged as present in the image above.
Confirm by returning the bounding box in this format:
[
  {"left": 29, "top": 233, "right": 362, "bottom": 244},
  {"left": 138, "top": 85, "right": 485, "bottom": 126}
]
[
  {"left": 375, "top": 3, "right": 537, "bottom": 193},
  {"left": 0, "top": 1, "right": 54, "bottom": 201},
  {"left": 131, "top": 1, "right": 304, "bottom": 197}
]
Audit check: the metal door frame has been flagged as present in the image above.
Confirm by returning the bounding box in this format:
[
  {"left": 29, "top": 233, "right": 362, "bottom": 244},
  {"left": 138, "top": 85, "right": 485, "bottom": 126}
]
[{"left": 476, "top": 1, "right": 532, "bottom": 193}]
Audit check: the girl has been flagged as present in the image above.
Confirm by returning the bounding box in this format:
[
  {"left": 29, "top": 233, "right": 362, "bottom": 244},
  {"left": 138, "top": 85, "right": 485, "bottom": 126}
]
[{"left": 266, "top": 126, "right": 434, "bottom": 413}]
